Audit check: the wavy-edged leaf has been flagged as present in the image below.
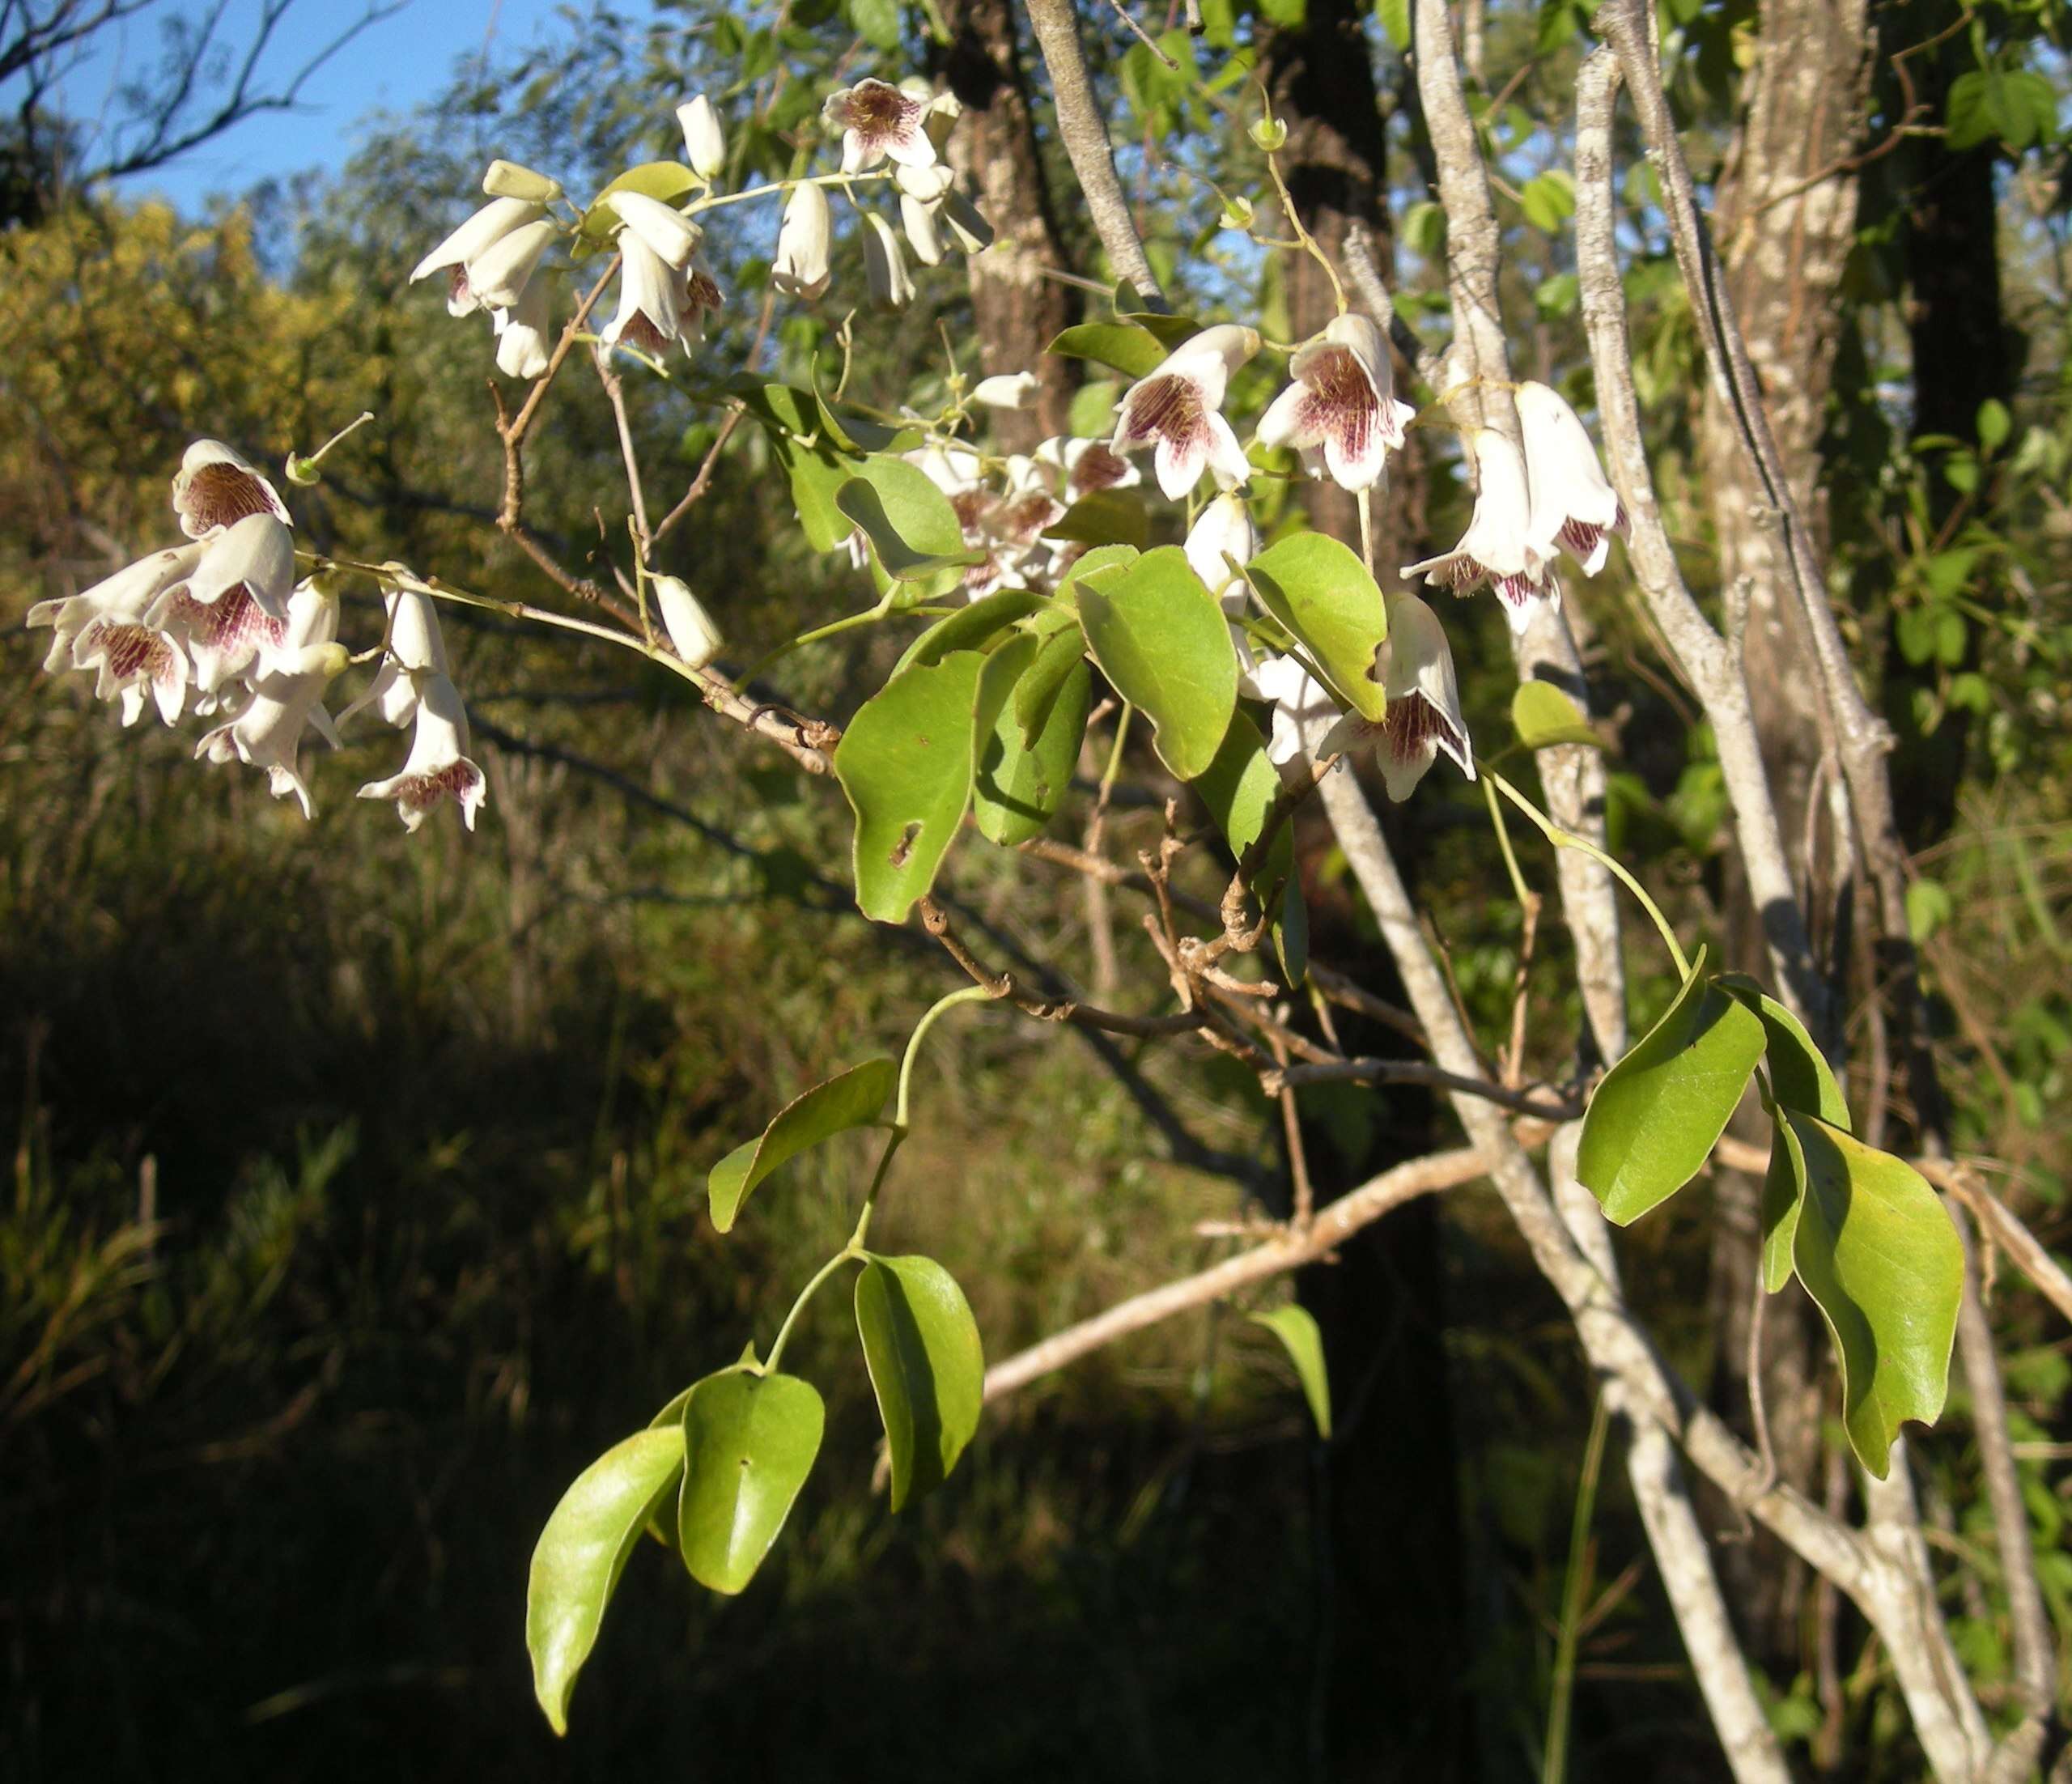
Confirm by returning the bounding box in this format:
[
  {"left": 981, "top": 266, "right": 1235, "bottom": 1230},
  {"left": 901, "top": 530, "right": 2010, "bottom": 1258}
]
[
  {"left": 1250, "top": 1303, "right": 1331, "bottom": 1438},
  {"left": 1786, "top": 1111, "right": 1962, "bottom": 1477},
  {"left": 1761, "top": 1111, "right": 1806, "bottom": 1295},
  {"left": 854, "top": 1255, "right": 985, "bottom": 1510},
  {"left": 835, "top": 457, "right": 982, "bottom": 580},
  {"left": 708, "top": 1058, "right": 896, "bottom": 1232},
  {"left": 677, "top": 1370, "right": 826, "bottom": 1591},
  {"left": 576, "top": 163, "right": 697, "bottom": 246},
  {"left": 894, "top": 588, "right": 1048, "bottom": 675},
  {"left": 1511, "top": 681, "right": 1600, "bottom": 751},
  {"left": 1243, "top": 533, "right": 1389, "bottom": 720},
  {"left": 1716, "top": 974, "right": 1849, "bottom": 1131},
  {"left": 1076, "top": 546, "right": 1237, "bottom": 781},
  {"left": 974, "top": 635, "right": 1091, "bottom": 845},
  {"left": 833, "top": 652, "right": 987, "bottom": 921},
  {"left": 1577, "top": 947, "right": 1766, "bottom": 1225},
  {"left": 1194, "top": 711, "right": 1307, "bottom": 986},
  {"left": 527, "top": 1427, "right": 685, "bottom": 1733}
]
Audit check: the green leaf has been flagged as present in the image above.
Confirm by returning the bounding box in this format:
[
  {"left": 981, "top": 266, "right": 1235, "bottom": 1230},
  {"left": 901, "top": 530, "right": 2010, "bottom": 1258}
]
[
  {"left": 1055, "top": 542, "right": 1140, "bottom": 596},
  {"left": 1760, "top": 1114, "right": 1805, "bottom": 1294},
  {"left": 576, "top": 164, "right": 698, "bottom": 247},
  {"left": 1076, "top": 546, "right": 1238, "bottom": 781},
  {"left": 846, "top": 0, "right": 902, "bottom": 45},
  {"left": 1976, "top": 397, "right": 2010, "bottom": 452},
  {"left": 1717, "top": 975, "right": 1849, "bottom": 1129},
  {"left": 836, "top": 457, "right": 981, "bottom": 580},
  {"left": 893, "top": 588, "right": 1048, "bottom": 675},
  {"left": 527, "top": 1427, "right": 685, "bottom": 1733},
  {"left": 1242, "top": 533, "right": 1389, "bottom": 721},
  {"left": 833, "top": 652, "right": 988, "bottom": 921},
  {"left": 1044, "top": 488, "right": 1150, "bottom": 550},
  {"left": 677, "top": 1370, "right": 826, "bottom": 1591},
  {"left": 708, "top": 1058, "right": 897, "bottom": 1232},
  {"left": 1376, "top": 0, "right": 1410, "bottom": 45},
  {"left": 1786, "top": 1112, "right": 1962, "bottom": 1477},
  {"left": 1047, "top": 321, "right": 1170, "bottom": 379},
  {"left": 854, "top": 1255, "right": 985, "bottom": 1510},
  {"left": 1068, "top": 379, "right": 1120, "bottom": 437},
  {"left": 1576, "top": 947, "right": 1768, "bottom": 1225},
  {"left": 1250, "top": 1303, "right": 1331, "bottom": 1438},
  {"left": 1194, "top": 710, "right": 1307, "bottom": 986},
  {"left": 1401, "top": 200, "right": 1446, "bottom": 258},
  {"left": 1520, "top": 168, "right": 1577, "bottom": 234},
  {"left": 1906, "top": 877, "right": 1952, "bottom": 944},
  {"left": 1011, "top": 618, "right": 1089, "bottom": 742},
  {"left": 973, "top": 635, "right": 1092, "bottom": 845},
  {"left": 1511, "top": 681, "right": 1600, "bottom": 750},
  {"left": 1112, "top": 308, "right": 1201, "bottom": 351}
]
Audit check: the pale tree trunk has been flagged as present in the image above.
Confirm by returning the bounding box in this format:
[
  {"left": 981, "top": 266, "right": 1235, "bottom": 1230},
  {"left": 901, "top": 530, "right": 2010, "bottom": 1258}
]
[
  {"left": 941, "top": 0, "right": 1076, "bottom": 449},
  {"left": 1695, "top": 0, "right": 1872, "bottom": 1674}
]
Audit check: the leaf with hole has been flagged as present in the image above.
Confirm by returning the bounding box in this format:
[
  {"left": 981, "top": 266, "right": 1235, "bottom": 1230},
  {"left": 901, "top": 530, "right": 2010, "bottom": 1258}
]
[
  {"left": 855, "top": 1255, "right": 985, "bottom": 1510},
  {"left": 708, "top": 1058, "right": 896, "bottom": 1232},
  {"left": 1194, "top": 710, "right": 1307, "bottom": 987},
  {"left": 1075, "top": 546, "right": 1237, "bottom": 781},
  {"left": 833, "top": 652, "right": 987, "bottom": 921},
  {"left": 527, "top": 1427, "right": 685, "bottom": 1733},
  {"left": 1250, "top": 1303, "right": 1331, "bottom": 1438},
  {"left": 973, "top": 634, "right": 1091, "bottom": 846},
  {"left": 836, "top": 457, "right": 983, "bottom": 580},
  {"left": 1785, "top": 1111, "right": 1962, "bottom": 1477},
  {"left": 1242, "top": 533, "right": 1389, "bottom": 721},
  {"left": 1576, "top": 947, "right": 1766, "bottom": 1224},
  {"left": 1511, "top": 681, "right": 1600, "bottom": 750},
  {"left": 676, "top": 1370, "right": 826, "bottom": 1591}
]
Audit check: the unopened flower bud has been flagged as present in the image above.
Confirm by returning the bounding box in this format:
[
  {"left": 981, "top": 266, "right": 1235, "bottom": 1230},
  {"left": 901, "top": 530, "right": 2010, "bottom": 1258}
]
[
  {"left": 652, "top": 576, "right": 724, "bottom": 669},
  {"left": 677, "top": 96, "right": 727, "bottom": 182},
  {"left": 482, "top": 159, "right": 563, "bottom": 203}
]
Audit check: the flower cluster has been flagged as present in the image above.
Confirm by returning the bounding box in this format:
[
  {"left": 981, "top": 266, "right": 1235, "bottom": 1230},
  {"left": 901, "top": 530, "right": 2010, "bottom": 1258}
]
[
  {"left": 29, "top": 441, "right": 486, "bottom": 829},
  {"left": 408, "top": 76, "right": 994, "bottom": 380}
]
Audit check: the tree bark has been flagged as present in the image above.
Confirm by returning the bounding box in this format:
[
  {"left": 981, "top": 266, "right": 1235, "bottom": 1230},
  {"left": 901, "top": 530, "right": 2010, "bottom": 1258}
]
[{"left": 1695, "top": 0, "right": 1871, "bottom": 1676}]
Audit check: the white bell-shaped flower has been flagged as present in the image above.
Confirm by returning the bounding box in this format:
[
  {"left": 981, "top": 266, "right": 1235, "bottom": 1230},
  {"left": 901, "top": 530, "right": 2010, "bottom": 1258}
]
[
  {"left": 677, "top": 96, "right": 727, "bottom": 182},
  {"left": 465, "top": 218, "right": 557, "bottom": 312},
  {"left": 610, "top": 190, "right": 701, "bottom": 270},
  {"left": 772, "top": 182, "right": 832, "bottom": 299},
  {"left": 1186, "top": 491, "right": 1262, "bottom": 690},
  {"left": 1255, "top": 313, "right": 1415, "bottom": 493},
  {"left": 194, "top": 582, "right": 345, "bottom": 818},
  {"left": 899, "top": 191, "right": 946, "bottom": 266},
  {"left": 601, "top": 231, "right": 683, "bottom": 355},
  {"left": 27, "top": 542, "right": 202, "bottom": 673},
  {"left": 185, "top": 511, "right": 298, "bottom": 620},
  {"left": 1399, "top": 429, "right": 1552, "bottom": 634},
  {"left": 1517, "top": 380, "right": 1628, "bottom": 576},
  {"left": 410, "top": 195, "right": 546, "bottom": 313},
  {"left": 862, "top": 211, "right": 914, "bottom": 310},
  {"left": 357, "top": 671, "right": 487, "bottom": 833},
  {"left": 147, "top": 575, "right": 288, "bottom": 697},
  {"left": 1374, "top": 591, "right": 1472, "bottom": 801},
  {"left": 1111, "top": 324, "right": 1260, "bottom": 501},
  {"left": 972, "top": 372, "right": 1039, "bottom": 410},
  {"left": 1034, "top": 435, "right": 1140, "bottom": 501},
  {"left": 823, "top": 79, "right": 936, "bottom": 174},
  {"left": 339, "top": 580, "right": 452, "bottom": 729},
  {"left": 493, "top": 277, "right": 552, "bottom": 379},
  {"left": 72, "top": 618, "right": 190, "bottom": 727},
  {"left": 1248, "top": 652, "right": 1345, "bottom": 773},
  {"left": 171, "top": 440, "right": 291, "bottom": 537},
  {"left": 652, "top": 576, "right": 723, "bottom": 669}
]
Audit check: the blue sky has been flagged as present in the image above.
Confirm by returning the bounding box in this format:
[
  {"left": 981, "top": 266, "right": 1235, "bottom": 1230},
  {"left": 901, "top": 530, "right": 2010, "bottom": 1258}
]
[{"left": 45, "top": 0, "right": 656, "bottom": 210}]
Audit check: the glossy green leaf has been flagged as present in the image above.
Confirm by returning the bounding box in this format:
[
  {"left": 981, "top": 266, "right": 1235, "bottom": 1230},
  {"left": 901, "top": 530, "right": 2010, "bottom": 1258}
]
[
  {"left": 1242, "top": 533, "right": 1388, "bottom": 721},
  {"left": 855, "top": 1255, "right": 985, "bottom": 1510},
  {"left": 1044, "top": 489, "right": 1150, "bottom": 550},
  {"left": 893, "top": 588, "right": 1048, "bottom": 675},
  {"left": 1011, "top": 619, "right": 1089, "bottom": 743},
  {"left": 1520, "top": 168, "right": 1577, "bottom": 233},
  {"left": 1786, "top": 1111, "right": 1962, "bottom": 1478},
  {"left": 1250, "top": 1304, "right": 1331, "bottom": 1438},
  {"left": 1717, "top": 974, "right": 1849, "bottom": 1129},
  {"left": 708, "top": 1058, "right": 896, "bottom": 1232},
  {"left": 973, "top": 635, "right": 1091, "bottom": 846},
  {"left": 1047, "top": 321, "right": 1170, "bottom": 379},
  {"left": 1076, "top": 546, "right": 1238, "bottom": 781},
  {"left": 1194, "top": 710, "right": 1307, "bottom": 987},
  {"left": 833, "top": 652, "right": 987, "bottom": 922},
  {"left": 576, "top": 163, "right": 698, "bottom": 246},
  {"left": 676, "top": 1370, "right": 826, "bottom": 1592},
  {"left": 1760, "top": 1111, "right": 1806, "bottom": 1294},
  {"left": 1511, "top": 681, "right": 1600, "bottom": 750},
  {"left": 527, "top": 1427, "right": 685, "bottom": 1733},
  {"left": 772, "top": 436, "right": 856, "bottom": 553},
  {"left": 1112, "top": 308, "right": 1200, "bottom": 351},
  {"left": 1577, "top": 947, "right": 1767, "bottom": 1225},
  {"left": 835, "top": 457, "right": 982, "bottom": 580}
]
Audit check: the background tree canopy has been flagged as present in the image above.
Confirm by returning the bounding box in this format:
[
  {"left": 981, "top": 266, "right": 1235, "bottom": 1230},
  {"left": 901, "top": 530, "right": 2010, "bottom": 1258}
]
[{"left": 1, "top": 0, "right": 2067, "bottom": 1779}]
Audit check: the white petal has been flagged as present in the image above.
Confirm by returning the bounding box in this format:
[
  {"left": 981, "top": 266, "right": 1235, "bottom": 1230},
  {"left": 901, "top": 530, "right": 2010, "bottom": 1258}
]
[
  {"left": 465, "top": 219, "right": 557, "bottom": 310},
  {"left": 188, "top": 514, "right": 297, "bottom": 618},
  {"left": 677, "top": 96, "right": 727, "bottom": 181},
  {"left": 1255, "top": 380, "right": 1314, "bottom": 452},
  {"left": 410, "top": 197, "right": 543, "bottom": 282},
  {"left": 1204, "top": 414, "right": 1253, "bottom": 490},
  {"left": 609, "top": 190, "right": 700, "bottom": 270}
]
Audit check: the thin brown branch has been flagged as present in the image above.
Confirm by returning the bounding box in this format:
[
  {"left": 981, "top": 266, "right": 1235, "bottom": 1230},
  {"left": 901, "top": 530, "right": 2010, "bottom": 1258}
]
[{"left": 1268, "top": 1056, "right": 1580, "bottom": 1122}]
